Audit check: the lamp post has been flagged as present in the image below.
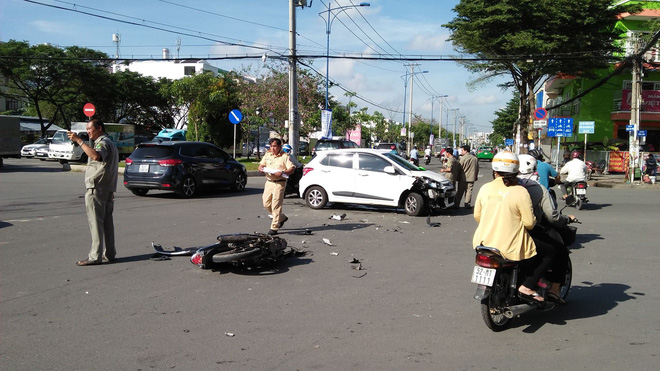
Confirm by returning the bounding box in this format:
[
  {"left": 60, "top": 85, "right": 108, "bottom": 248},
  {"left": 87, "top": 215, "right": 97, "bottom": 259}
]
[
  {"left": 319, "top": 1, "right": 370, "bottom": 111},
  {"left": 430, "top": 95, "right": 448, "bottom": 147}
]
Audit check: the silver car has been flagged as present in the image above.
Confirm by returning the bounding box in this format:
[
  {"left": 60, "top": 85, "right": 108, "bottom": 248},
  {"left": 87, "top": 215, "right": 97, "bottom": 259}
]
[{"left": 20, "top": 138, "right": 50, "bottom": 158}]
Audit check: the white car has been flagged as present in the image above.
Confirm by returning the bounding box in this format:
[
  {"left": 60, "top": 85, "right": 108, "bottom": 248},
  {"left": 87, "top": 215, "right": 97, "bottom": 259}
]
[
  {"left": 299, "top": 148, "right": 456, "bottom": 216},
  {"left": 20, "top": 138, "right": 50, "bottom": 158}
]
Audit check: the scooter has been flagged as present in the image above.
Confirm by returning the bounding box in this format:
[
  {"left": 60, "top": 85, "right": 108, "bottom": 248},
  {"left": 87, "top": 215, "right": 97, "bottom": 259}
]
[
  {"left": 471, "top": 218, "right": 579, "bottom": 331},
  {"left": 564, "top": 181, "right": 589, "bottom": 210},
  {"left": 424, "top": 155, "right": 431, "bottom": 165}
]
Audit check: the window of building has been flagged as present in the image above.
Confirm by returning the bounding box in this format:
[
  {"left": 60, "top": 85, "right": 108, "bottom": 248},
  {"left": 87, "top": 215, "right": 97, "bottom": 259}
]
[
  {"left": 184, "top": 66, "right": 196, "bottom": 76},
  {"left": 6, "top": 98, "right": 19, "bottom": 111}
]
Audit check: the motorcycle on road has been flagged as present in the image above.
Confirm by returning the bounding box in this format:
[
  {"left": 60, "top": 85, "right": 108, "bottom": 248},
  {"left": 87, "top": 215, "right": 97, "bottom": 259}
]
[
  {"left": 470, "top": 218, "right": 580, "bottom": 331},
  {"left": 563, "top": 181, "right": 589, "bottom": 210}
]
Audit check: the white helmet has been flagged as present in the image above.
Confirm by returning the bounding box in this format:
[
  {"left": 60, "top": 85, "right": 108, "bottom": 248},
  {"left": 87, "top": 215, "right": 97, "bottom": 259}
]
[
  {"left": 492, "top": 151, "right": 520, "bottom": 174},
  {"left": 518, "top": 154, "right": 537, "bottom": 175}
]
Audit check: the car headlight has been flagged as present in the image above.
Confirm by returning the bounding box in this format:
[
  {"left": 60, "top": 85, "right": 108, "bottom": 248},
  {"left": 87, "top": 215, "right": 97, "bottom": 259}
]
[{"left": 423, "top": 178, "right": 439, "bottom": 188}]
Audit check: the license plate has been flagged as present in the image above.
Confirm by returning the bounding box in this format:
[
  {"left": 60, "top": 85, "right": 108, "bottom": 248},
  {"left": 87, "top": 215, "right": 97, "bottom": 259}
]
[
  {"left": 471, "top": 266, "right": 496, "bottom": 286},
  {"left": 576, "top": 188, "right": 586, "bottom": 195},
  {"left": 139, "top": 164, "right": 149, "bottom": 173}
]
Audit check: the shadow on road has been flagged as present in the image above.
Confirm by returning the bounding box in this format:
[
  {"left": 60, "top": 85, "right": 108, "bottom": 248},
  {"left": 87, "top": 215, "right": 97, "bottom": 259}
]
[
  {"left": 507, "top": 282, "right": 638, "bottom": 333},
  {"left": 0, "top": 220, "right": 14, "bottom": 229}
]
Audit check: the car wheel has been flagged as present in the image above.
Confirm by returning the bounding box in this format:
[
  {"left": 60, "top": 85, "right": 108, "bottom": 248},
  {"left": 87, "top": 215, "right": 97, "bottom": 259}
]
[
  {"left": 177, "top": 176, "right": 197, "bottom": 198},
  {"left": 231, "top": 172, "right": 247, "bottom": 191},
  {"left": 305, "top": 186, "right": 328, "bottom": 209},
  {"left": 130, "top": 189, "right": 149, "bottom": 196},
  {"left": 404, "top": 192, "right": 426, "bottom": 216}
]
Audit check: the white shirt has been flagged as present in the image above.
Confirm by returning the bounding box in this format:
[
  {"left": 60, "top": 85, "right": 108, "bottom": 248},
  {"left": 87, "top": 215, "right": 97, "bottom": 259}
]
[
  {"left": 410, "top": 149, "right": 419, "bottom": 159},
  {"left": 424, "top": 148, "right": 431, "bottom": 156},
  {"left": 560, "top": 159, "right": 588, "bottom": 182}
]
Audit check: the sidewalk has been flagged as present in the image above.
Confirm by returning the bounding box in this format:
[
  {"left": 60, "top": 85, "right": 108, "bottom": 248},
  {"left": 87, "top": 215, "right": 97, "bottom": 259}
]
[
  {"left": 68, "top": 163, "right": 265, "bottom": 177},
  {"left": 588, "top": 173, "right": 659, "bottom": 189}
]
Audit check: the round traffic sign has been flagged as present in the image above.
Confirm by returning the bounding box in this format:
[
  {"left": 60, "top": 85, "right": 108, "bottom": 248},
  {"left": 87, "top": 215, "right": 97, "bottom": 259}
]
[
  {"left": 534, "top": 107, "right": 547, "bottom": 120},
  {"left": 83, "top": 103, "right": 96, "bottom": 118},
  {"left": 229, "top": 109, "right": 243, "bottom": 125}
]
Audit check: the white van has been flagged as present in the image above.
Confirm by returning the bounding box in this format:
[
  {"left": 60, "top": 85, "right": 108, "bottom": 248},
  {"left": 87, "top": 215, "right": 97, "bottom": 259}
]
[{"left": 48, "top": 129, "right": 88, "bottom": 163}]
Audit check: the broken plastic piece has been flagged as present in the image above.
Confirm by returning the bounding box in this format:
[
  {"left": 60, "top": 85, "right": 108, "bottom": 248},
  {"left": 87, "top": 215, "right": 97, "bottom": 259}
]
[
  {"left": 330, "top": 213, "right": 347, "bottom": 220},
  {"left": 323, "top": 238, "right": 333, "bottom": 246}
]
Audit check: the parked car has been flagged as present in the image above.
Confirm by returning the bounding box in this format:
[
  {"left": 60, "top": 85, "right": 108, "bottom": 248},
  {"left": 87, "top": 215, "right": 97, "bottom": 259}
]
[
  {"left": 476, "top": 147, "right": 495, "bottom": 161},
  {"left": 21, "top": 138, "right": 50, "bottom": 158},
  {"left": 299, "top": 148, "right": 455, "bottom": 216},
  {"left": 311, "top": 139, "right": 359, "bottom": 157},
  {"left": 375, "top": 142, "right": 403, "bottom": 156},
  {"left": 299, "top": 140, "right": 310, "bottom": 156},
  {"left": 123, "top": 141, "right": 247, "bottom": 198},
  {"left": 34, "top": 146, "right": 52, "bottom": 160}
]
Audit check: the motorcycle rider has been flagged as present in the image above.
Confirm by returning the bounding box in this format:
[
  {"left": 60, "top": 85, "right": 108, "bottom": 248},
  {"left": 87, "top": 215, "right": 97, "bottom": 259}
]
[
  {"left": 282, "top": 143, "right": 302, "bottom": 195},
  {"left": 409, "top": 146, "right": 419, "bottom": 166},
  {"left": 518, "top": 154, "right": 575, "bottom": 303},
  {"left": 559, "top": 150, "right": 588, "bottom": 199},
  {"left": 424, "top": 145, "right": 432, "bottom": 164},
  {"left": 529, "top": 149, "right": 559, "bottom": 191},
  {"left": 473, "top": 151, "right": 552, "bottom": 302}
]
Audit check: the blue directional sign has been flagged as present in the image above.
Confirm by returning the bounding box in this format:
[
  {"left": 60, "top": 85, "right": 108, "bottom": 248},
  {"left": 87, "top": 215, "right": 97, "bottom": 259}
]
[
  {"left": 505, "top": 139, "right": 514, "bottom": 146},
  {"left": 637, "top": 130, "right": 647, "bottom": 137},
  {"left": 626, "top": 124, "right": 634, "bottom": 131},
  {"left": 549, "top": 118, "right": 574, "bottom": 137},
  {"left": 228, "top": 109, "right": 243, "bottom": 125}
]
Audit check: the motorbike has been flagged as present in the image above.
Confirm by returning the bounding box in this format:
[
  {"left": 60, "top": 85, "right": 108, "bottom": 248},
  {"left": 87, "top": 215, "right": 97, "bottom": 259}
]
[
  {"left": 153, "top": 233, "right": 291, "bottom": 270},
  {"left": 410, "top": 157, "right": 420, "bottom": 166},
  {"left": 471, "top": 218, "right": 579, "bottom": 331},
  {"left": 424, "top": 155, "right": 431, "bottom": 165},
  {"left": 285, "top": 167, "right": 303, "bottom": 197},
  {"left": 563, "top": 181, "right": 589, "bottom": 210},
  {"left": 585, "top": 159, "right": 606, "bottom": 179}
]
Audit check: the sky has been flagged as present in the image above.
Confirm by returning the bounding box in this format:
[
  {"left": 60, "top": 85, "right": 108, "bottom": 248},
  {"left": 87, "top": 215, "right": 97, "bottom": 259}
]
[{"left": 1, "top": 0, "right": 514, "bottom": 134}]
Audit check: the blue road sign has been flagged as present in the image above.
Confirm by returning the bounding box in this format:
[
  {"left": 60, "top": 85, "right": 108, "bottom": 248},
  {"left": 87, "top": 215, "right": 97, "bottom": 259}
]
[
  {"left": 626, "top": 124, "right": 634, "bottom": 131},
  {"left": 505, "top": 139, "right": 514, "bottom": 146},
  {"left": 578, "top": 121, "right": 595, "bottom": 134},
  {"left": 229, "top": 109, "right": 243, "bottom": 124},
  {"left": 534, "top": 107, "right": 548, "bottom": 120},
  {"left": 637, "top": 130, "right": 647, "bottom": 137}
]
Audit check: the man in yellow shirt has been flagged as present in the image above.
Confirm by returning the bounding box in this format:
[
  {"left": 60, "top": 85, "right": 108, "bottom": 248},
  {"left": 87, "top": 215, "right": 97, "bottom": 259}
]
[
  {"left": 473, "top": 151, "right": 553, "bottom": 302},
  {"left": 259, "top": 138, "right": 295, "bottom": 235}
]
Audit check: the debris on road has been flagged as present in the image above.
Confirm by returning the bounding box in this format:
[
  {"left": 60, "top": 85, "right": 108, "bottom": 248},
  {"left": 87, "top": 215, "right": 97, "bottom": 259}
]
[
  {"left": 330, "top": 252, "right": 339, "bottom": 256},
  {"left": 322, "top": 238, "right": 333, "bottom": 246},
  {"left": 225, "top": 332, "right": 235, "bottom": 337},
  {"left": 426, "top": 215, "right": 441, "bottom": 227},
  {"left": 330, "top": 213, "right": 347, "bottom": 220}
]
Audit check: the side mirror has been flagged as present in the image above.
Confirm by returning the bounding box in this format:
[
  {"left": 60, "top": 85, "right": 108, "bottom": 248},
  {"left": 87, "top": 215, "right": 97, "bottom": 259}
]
[{"left": 383, "top": 166, "right": 396, "bottom": 174}]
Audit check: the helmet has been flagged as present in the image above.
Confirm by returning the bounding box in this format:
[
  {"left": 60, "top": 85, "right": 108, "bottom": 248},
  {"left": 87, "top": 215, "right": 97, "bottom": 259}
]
[
  {"left": 492, "top": 151, "right": 520, "bottom": 174},
  {"left": 528, "top": 149, "right": 543, "bottom": 161},
  {"left": 571, "top": 150, "right": 581, "bottom": 159},
  {"left": 282, "top": 144, "right": 292, "bottom": 153},
  {"left": 518, "top": 154, "right": 537, "bottom": 175}
]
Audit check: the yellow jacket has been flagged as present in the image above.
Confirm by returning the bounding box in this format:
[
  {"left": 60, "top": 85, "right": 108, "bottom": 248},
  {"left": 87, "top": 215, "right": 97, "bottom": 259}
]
[{"left": 472, "top": 177, "right": 537, "bottom": 261}]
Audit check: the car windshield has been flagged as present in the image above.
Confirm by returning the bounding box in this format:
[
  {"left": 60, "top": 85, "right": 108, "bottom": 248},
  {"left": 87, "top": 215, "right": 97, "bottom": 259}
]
[
  {"left": 382, "top": 152, "right": 422, "bottom": 171},
  {"left": 51, "top": 131, "right": 69, "bottom": 145}
]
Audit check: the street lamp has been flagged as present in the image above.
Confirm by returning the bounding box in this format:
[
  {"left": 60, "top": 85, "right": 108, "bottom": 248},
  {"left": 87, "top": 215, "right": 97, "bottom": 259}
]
[
  {"left": 430, "top": 95, "right": 448, "bottom": 147},
  {"left": 319, "top": 1, "right": 370, "bottom": 111}
]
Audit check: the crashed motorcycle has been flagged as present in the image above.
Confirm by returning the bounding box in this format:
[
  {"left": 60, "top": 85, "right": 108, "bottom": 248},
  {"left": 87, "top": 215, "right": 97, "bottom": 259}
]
[
  {"left": 153, "top": 233, "right": 290, "bottom": 270},
  {"left": 471, "top": 219, "right": 579, "bottom": 331}
]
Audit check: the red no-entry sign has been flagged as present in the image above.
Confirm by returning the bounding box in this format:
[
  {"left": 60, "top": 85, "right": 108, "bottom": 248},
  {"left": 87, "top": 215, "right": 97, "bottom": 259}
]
[{"left": 83, "top": 103, "right": 96, "bottom": 118}]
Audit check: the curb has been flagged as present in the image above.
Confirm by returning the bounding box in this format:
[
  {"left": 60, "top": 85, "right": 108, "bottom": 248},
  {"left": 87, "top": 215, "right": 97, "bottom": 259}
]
[{"left": 68, "top": 164, "right": 265, "bottom": 177}]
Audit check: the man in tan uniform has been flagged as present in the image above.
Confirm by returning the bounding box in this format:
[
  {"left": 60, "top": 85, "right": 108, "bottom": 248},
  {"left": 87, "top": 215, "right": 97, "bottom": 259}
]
[
  {"left": 259, "top": 138, "right": 295, "bottom": 235},
  {"left": 439, "top": 148, "right": 462, "bottom": 191},
  {"left": 68, "top": 119, "right": 119, "bottom": 266}
]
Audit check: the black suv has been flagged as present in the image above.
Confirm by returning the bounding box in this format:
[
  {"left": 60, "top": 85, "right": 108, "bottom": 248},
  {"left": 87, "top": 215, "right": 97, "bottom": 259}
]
[
  {"left": 124, "top": 141, "right": 247, "bottom": 198},
  {"left": 312, "top": 139, "right": 359, "bottom": 157}
]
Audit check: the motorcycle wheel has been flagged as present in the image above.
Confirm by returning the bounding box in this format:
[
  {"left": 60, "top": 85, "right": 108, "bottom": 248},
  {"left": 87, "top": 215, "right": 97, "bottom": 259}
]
[
  {"left": 576, "top": 198, "right": 583, "bottom": 210},
  {"left": 211, "top": 247, "right": 261, "bottom": 263},
  {"left": 559, "top": 256, "right": 572, "bottom": 300},
  {"left": 480, "top": 273, "right": 512, "bottom": 332}
]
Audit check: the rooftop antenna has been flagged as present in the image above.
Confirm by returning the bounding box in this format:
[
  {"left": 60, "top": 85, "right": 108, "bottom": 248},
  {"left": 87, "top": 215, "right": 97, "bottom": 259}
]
[
  {"left": 176, "top": 38, "right": 181, "bottom": 59},
  {"left": 112, "top": 33, "right": 121, "bottom": 59}
]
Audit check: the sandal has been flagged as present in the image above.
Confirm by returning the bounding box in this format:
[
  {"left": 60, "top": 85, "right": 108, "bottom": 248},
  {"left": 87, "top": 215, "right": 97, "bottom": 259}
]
[
  {"left": 518, "top": 287, "right": 544, "bottom": 302},
  {"left": 76, "top": 259, "right": 101, "bottom": 266}
]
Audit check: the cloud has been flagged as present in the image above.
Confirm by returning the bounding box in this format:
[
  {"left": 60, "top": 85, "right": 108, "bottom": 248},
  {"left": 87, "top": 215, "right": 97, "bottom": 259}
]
[
  {"left": 472, "top": 95, "right": 499, "bottom": 105},
  {"left": 407, "top": 34, "right": 451, "bottom": 52},
  {"left": 29, "top": 20, "right": 70, "bottom": 35}
]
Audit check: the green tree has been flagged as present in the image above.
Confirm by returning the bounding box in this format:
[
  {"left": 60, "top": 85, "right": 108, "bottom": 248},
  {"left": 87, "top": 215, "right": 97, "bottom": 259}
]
[
  {"left": 0, "top": 40, "right": 111, "bottom": 134},
  {"left": 444, "top": 0, "right": 641, "bottom": 145}
]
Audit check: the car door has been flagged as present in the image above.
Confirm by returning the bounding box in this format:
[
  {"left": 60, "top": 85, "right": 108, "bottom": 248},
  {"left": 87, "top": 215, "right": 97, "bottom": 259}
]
[
  {"left": 316, "top": 152, "right": 357, "bottom": 203},
  {"left": 205, "top": 145, "right": 234, "bottom": 185},
  {"left": 353, "top": 153, "right": 404, "bottom": 206}
]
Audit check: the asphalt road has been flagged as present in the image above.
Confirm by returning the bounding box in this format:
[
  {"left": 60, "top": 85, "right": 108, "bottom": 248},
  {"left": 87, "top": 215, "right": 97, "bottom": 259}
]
[{"left": 1, "top": 157, "right": 658, "bottom": 370}]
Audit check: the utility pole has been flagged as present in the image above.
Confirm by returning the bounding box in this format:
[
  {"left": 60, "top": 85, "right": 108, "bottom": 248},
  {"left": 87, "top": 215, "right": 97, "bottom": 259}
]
[
  {"left": 288, "top": 0, "right": 301, "bottom": 156},
  {"left": 629, "top": 35, "right": 642, "bottom": 183}
]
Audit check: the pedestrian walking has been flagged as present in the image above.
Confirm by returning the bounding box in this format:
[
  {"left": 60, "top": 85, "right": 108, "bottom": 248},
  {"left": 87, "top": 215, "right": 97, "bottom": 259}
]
[
  {"left": 645, "top": 153, "right": 657, "bottom": 184},
  {"left": 258, "top": 138, "right": 295, "bottom": 235},
  {"left": 68, "top": 119, "right": 119, "bottom": 266},
  {"left": 457, "top": 145, "right": 479, "bottom": 208}
]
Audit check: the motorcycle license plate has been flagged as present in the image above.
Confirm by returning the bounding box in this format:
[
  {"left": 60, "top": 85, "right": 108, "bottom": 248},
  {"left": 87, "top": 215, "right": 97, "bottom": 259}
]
[
  {"left": 576, "top": 189, "right": 586, "bottom": 195},
  {"left": 471, "top": 266, "right": 496, "bottom": 286}
]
